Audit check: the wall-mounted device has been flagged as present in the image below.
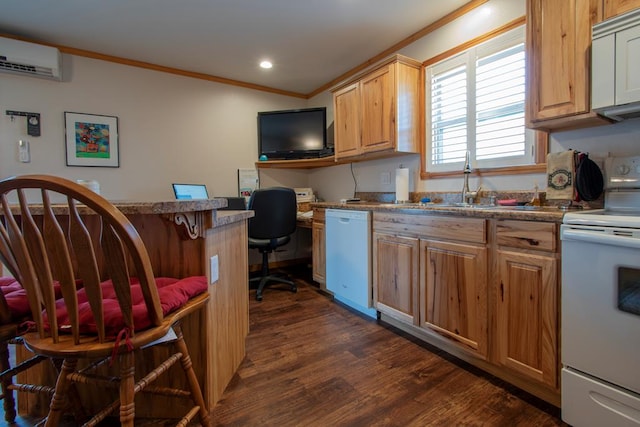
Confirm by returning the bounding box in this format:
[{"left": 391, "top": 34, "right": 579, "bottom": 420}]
[
  {"left": 0, "top": 36, "right": 62, "bottom": 80},
  {"left": 18, "top": 140, "right": 30, "bottom": 163}
]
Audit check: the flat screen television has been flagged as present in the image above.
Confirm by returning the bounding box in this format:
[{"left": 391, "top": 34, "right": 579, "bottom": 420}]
[{"left": 257, "top": 107, "right": 331, "bottom": 160}]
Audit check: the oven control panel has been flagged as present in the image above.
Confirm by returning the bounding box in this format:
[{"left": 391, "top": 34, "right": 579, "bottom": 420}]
[{"left": 605, "top": 156, "right": 640, "bottom": 189}]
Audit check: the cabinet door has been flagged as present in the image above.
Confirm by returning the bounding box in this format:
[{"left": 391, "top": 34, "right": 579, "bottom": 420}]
[
  {"left": 420, "top": 240, "right": 488, "bottom": 358},
  {"left": 603, "top": 0, "right": 640, "bottom": 19},
  {"left": 373, "top": 232, "right": 419, "bottom": 325},
  {"left": 496, "top": 250, "right": 558, "bottom": 389},
  {"left": 333, "top": 82, "right": 361, "bottom": 159},
  {"left": 312, "top": 220, "right": 325, "bottom": 285},
  {"left": 615, "top": 24, "right": 640, "bottom": 105},
  {"left": 361, "top": 64, "right": 395, "bottom": 153},
  {"left": 526, "top": 0, "right": 602, "bottom": 128}
]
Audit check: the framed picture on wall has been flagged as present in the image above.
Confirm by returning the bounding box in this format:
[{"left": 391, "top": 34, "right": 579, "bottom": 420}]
[{"left": 64, "top": 112, "right": 119, "bottom": 167}]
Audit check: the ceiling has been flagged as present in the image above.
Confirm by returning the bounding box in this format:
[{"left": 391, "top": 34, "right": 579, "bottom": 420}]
[{"left": 0, "top": 0, "right": 472, "bottom": 97}]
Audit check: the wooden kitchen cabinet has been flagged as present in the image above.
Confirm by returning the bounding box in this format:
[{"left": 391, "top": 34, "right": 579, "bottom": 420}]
[
  {"left": 373, "top": 232, "right": 419, "bottom": 325},
  {"left": 373, "top": 212, "right": 488, "bottom": 359},
  {"left": 332, "top": 55, "right": 422, "bottom": 160},
  {"left": 373, "top": 211, "right": 561, "bottom": 405},
  {"left": 311, "top": 208, "right": 326, "bottom": 286},
  {"left": 494, "top": 220, "right": 559, "bottom": 390},
  {"left": 420, "top": 239, "right": 488, "bottom": 359},
  {"left": 526, "top": 0, "right": 610, "bottom": 131},
  {"left": 603, "top": 0, "right": 640, "bottom": 19}
]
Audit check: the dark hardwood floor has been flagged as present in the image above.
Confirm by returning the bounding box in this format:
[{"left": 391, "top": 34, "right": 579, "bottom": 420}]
[
  {"left": 3, "top": 266, "right": 566, "bottom": 426},
  {"left": 211, "top": 266, "right": 566, "bottom": 427}
]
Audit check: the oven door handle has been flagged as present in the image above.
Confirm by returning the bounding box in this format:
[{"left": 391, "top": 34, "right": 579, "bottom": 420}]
[{"left": 562, "top": 228, "right": 640, "bottom": 249}]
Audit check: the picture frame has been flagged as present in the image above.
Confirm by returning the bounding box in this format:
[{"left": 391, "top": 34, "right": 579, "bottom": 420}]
[{"left": 64, "top": 112, "right": 119, "bottom": 167}]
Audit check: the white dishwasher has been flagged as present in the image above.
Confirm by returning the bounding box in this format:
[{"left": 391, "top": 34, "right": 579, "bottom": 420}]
[{"left": 325, "top": 209, "right": 376, "bottom": 319}]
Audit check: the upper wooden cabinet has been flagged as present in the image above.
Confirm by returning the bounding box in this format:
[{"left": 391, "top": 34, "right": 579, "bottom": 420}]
[
  {"left": 332, "top": 55, "right": 422, "bottom": 160},
  {"left": 604, "top": 0, "right": 640, "bottom": 19},
  {"left": 526, "top": 0, "right": 608, "bottom": 131},
  {"left": 526, "top": 0, "right": 640, "bottom": 132}
]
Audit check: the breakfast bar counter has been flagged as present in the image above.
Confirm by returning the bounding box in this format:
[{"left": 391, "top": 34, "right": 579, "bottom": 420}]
[{"left": 13, "top": 199, "right": 253, "bottom": 419}]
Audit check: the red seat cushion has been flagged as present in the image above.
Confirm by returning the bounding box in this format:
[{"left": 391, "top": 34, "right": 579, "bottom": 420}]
[
  {"left": 52, "top": 276, "right": 208, "bottom": 338},
  {"left": 1, "top": 277, "right": 75, "bottom": 321},
  {"left": 1, "top": 276, "right": 30, "bottom": 320}
]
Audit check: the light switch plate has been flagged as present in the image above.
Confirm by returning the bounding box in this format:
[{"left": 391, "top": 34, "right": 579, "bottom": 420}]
[
  {"left": 18, "top": 140, "right": 30, "bottom": 163},
  {"left": 210, "top": 255, "right": 219, "bottom": 284}
]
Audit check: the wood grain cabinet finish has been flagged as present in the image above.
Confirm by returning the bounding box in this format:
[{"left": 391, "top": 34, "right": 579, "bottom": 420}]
[
  {"left": 496, "top": 250, "right": 558, "bottom": 388},
  {"left": 312, "top": 208, "right": 326, "bottom": 286},
  {"left": 603, "top": 0, "right": 640, "bottom": 19},
  {"left": 526, "top": 0, "right": 609, "bottom": 131},
  {"left": 420, "top": 239, "right": 488, "bottom": 359},
  {"left": 332, "top": 55, "right": 422, "bottom": 160},
  {"left": 494, "top": 219, "right": 559, "bottom": 390},
  {"left": 372, "top": 213, "right": 561, "bottom": 404},
  {"left": 373, "top": 232, "right": 419, "bottom": 325}
]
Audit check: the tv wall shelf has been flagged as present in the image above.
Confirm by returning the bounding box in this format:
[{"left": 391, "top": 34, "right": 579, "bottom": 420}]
[{"left": 255, "top": 156, "right": 338, "bottom": 169}]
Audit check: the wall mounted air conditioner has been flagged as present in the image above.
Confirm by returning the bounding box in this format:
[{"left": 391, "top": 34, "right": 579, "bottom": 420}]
[{"left": 0, "top": 36, "right": 62, "bottom": 80}]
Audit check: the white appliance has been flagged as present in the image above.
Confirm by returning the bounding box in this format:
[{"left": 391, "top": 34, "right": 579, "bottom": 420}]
[
  {"left": 325, "top": 209, "right": 376, "bottom": 319},
  {"left": 561, "top": 156, "right": 640, "bottom": 426},
  {"left": 0, "top": 36, "right": 62, "bottom": 80},
  {"left": 592, "top": 8, "right": 640, "bottom": 120}
]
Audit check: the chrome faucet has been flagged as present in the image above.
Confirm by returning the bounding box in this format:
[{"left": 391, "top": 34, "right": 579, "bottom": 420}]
[{"left": 461, "top": 150, "right": 480, "bottom": 204}]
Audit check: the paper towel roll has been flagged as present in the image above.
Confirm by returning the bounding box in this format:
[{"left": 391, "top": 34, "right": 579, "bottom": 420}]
[{"left": 395, "top": 168, "right": 409, "bottom": 203}]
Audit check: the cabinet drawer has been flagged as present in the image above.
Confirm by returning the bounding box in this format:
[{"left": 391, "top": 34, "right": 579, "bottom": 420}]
[
  {"left": 496, "top": 220, "right": 557, "bottom": 252},
  {"left": 373, "top": 212, "right": 486, "bottom": 244},
  {"left": 313, "top": 208, "right": 325, "bottom": 222}
]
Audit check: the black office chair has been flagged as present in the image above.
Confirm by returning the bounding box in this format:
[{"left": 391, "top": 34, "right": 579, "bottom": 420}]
[{"left": 248, "top": 187, "right": 297, "bottom": 301}]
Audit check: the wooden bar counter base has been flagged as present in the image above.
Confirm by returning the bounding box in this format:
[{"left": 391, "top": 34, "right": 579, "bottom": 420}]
[{"left": 14, "top": 199, "right": 253, "bottom": 420}]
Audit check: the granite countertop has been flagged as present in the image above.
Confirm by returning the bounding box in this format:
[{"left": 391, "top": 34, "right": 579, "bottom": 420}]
[
  {"left": 312, "top": 201, "right": 568, "bottom": 222},
  {"left": 7, "top": 198, "right": 228, "bottom": 215}
]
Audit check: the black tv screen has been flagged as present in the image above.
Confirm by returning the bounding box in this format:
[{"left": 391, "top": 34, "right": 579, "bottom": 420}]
[{"left": 258, "top": 107, "right": 329, "bottom": 160}]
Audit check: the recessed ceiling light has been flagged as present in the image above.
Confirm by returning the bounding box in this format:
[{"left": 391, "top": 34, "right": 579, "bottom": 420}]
[{"left": 259, "top": 60, "right": 273, "bottom": 69}]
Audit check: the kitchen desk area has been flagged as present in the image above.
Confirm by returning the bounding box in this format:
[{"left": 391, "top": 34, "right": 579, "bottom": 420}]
[{"left": 9, "top": 199, "right": 253, "bottom": 420}]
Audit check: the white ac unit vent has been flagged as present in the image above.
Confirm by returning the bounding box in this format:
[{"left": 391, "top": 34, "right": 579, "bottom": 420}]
[{"left": 0, "top": 36, "right": 62, "bottom": 80}]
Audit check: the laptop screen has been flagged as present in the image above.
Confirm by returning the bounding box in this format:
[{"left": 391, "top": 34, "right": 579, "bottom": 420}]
[{"left": 172, "top": 183, "right": 209, "bottom": 200}]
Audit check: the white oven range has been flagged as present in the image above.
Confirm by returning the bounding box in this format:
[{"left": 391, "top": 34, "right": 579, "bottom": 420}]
[{"left": 561, "top": 156, "right": 640, "bottom": 426}]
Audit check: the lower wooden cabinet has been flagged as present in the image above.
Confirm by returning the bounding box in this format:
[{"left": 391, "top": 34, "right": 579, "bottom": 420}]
[
  {"left": 311, "top": 208, "right": 326, "bottom": 285},
  {"left": 372, "top": 213, "right": 560, "bottom": 405},
  {"left": 496, "top": 250, "right": 558, "bottom": 388},
  {"left": 420, "top": 239, "right": 488, "bottom": 359},
  {"left": 373, "top": 232, "right": 419, "bottom": 325}
]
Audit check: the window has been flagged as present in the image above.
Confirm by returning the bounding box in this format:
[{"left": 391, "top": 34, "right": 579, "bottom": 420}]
[{"left": 426, "top": 26, "right": 534, "bottom": 173}]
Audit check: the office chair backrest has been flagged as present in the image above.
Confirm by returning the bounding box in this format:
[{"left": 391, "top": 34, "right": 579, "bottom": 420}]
[{"left": 248, "top": 187, "right": 297, "bottom": 240}]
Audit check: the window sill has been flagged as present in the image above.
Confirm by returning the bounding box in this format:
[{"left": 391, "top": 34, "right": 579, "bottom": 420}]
[{"left": 420, "top": 163, "right": 547, "bottom": 180}]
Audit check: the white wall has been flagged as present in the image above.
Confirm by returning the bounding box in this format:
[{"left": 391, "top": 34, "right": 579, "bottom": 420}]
[{"left": 1, "top": 55, "right": 308, "bottom": 200}]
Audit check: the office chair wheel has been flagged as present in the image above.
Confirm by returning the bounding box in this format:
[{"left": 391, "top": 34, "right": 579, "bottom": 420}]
[{"left": 256, "top": 292, "right": 263, "bottom": 302}]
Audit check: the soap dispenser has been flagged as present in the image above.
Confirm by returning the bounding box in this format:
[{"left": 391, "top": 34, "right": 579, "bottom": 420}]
[{"left": 531, "top": 183, "right": 541, "bottom": 207}]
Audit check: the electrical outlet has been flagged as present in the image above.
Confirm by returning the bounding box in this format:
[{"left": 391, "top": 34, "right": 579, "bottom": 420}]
[
  {"left": 210, "top": 255, "right": 219, "bottom": 284},
  {"left": 380, "top": 172, "right": 391, "bottom": 186}
]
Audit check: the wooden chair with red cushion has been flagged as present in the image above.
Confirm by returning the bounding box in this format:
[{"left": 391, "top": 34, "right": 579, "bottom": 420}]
[{"left": 0, "top": 175, "right": 210, "bottom": 426}]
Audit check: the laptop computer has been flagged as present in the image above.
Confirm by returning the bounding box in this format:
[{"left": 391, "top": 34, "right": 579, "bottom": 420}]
[{"left": 172, "top": 183, "right": 209, "bottom": 200}]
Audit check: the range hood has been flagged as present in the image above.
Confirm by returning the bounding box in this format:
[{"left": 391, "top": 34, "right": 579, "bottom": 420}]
[{"left": 592, "top": 8, "right": 640, "bottom": 121}]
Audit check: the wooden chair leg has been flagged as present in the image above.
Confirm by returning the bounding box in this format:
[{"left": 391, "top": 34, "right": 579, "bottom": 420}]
[
  {"left": 45, "top": 358, "right": 77, "bottom": 427},
  {"left": 0, "top": 341, "right": 17, "bottom": 423},
  {"left": 173, "top": 323, "right": 210, "bottom": 426},
  {"left": 119, "top": 351, "right": 135, "bottom": 427}
]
